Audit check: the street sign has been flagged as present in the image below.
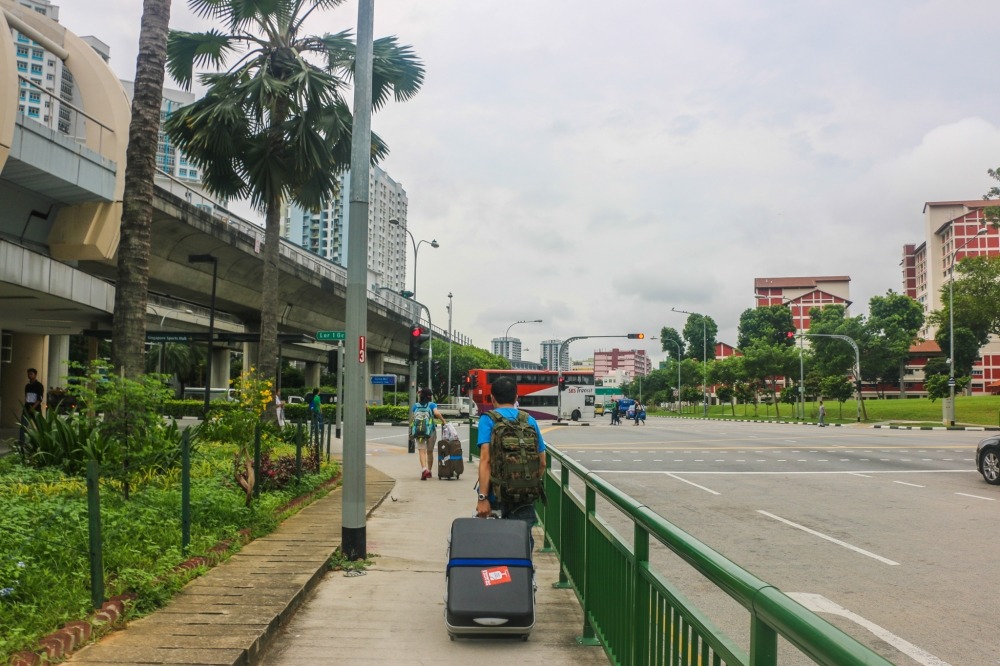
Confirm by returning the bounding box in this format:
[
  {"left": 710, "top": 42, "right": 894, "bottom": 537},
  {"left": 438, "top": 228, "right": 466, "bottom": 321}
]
[
  {"left": 316, "top": 331, "right": 346, "bottom": 341},
  {"left": 370, "top": 375, "right": 395, "bottom": 385},
  {"left": 948, "top": 377, "right": 956, "bottom": 386}
]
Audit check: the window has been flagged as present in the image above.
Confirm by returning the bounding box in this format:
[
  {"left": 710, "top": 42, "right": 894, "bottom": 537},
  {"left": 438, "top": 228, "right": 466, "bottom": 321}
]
[
  {"left": 1, "top": 333, "right": 11, "bottom": 363},
  {"left": 16, "top": 46, "right": 28, "bottom": 57}
]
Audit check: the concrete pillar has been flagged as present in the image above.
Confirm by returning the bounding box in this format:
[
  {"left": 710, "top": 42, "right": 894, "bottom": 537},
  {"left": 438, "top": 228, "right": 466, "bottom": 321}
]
[
  {"left": 367, "top": 350, "right": 385, "bottom": 405},
  {"left": 211, "top": 347, "right": 229, "bottom": 390},
  {"left": 47, "top": 335, "right": 71, "bottom": 388},
  {"left": 304, "top": 361, "right": 322, "bottom": 389}
]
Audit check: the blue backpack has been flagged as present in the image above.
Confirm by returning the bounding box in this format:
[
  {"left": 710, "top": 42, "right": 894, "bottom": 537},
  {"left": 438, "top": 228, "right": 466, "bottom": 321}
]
[{"left": 410, "top": 404, "right": 434, "bottom": 439}]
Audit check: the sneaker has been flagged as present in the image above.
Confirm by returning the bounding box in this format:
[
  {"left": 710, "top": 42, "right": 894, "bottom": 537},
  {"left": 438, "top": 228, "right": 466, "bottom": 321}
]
[{"left": 421, "top": 469, "right": 431, "bottom": 480}]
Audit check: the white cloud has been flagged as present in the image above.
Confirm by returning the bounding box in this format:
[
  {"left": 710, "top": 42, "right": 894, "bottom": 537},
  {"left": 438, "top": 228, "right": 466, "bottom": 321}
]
[{"left": 55, "top": 0, "right": 1000, "bottom": 362}]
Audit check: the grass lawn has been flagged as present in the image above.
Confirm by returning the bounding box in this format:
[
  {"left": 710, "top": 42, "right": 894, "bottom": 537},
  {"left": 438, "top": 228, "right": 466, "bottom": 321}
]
[{"left": 655, "top": 395, "right": 1000, "bottom": 428}]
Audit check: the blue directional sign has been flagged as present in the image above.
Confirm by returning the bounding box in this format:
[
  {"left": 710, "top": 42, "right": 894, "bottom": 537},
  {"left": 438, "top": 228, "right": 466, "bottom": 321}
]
[{"left": 370, "top": 374, "right": 396, "bottom": 385}]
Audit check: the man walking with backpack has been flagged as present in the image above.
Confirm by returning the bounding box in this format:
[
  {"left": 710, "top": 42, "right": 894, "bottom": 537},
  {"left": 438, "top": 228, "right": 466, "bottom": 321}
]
[{"left": 475, "top": 377, "right": 546, "bottom": 526}]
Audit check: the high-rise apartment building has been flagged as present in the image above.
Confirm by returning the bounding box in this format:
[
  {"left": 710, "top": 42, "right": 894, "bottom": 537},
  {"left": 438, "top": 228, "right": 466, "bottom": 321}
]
[
  {"left": 492, "top": 337, "right": 522, "bottom": 361},
  {"left": 120, "top": 82, "right": 200, "bottom": 186},
  {"left": 11, "top": 0, "right": 75, "bottom": 133},
  {"left": 282, "top": 165, "right": 407, "bottom": 291},
  {"left": 540, "top": 339, "right": 568, "bottom": 371}
]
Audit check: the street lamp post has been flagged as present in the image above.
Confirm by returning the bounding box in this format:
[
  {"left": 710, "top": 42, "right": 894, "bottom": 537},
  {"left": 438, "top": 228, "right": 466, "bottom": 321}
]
[
  {"left": 672, "top": 308, "right": 709, "bottom": 416},
  {"left": 188, "top": 254, "right": 218, "bottom": 415},
  {"left": 801, "top": 333, "right": 862, "bottom": 422},
  {"left": 755, "top": 294, "right": 804, "bottom": 420},
  {"left": 664, "top": 339, "right": 683, "bottom": 413},
  {"left": 503, "top": 319, "right": 543, "bottom": 361},
  {"left": 446, "top": 292, "right": 453, "bottom": 400},
  {"left": 946, "top": 228, "right": 987, "bottom": 425},
  {"left": 389, "top": 218, "right": 439, "bottom": 404}
]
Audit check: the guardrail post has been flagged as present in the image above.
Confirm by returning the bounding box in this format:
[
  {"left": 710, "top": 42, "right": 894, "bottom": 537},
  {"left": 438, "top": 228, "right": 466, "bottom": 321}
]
[
  {"left": 576, "top": 483, "right": 600, "bottom": 646},
  {"left": 750, "top": 616, "right": 778, "bottom": 666},
  {"left": 296, "top": 423, "right": 303, "bottom": 484},
  {"left": 553, "top": 465, "right": 571, "bottom": 586},
  {"left": 632, "top": 525, "right": 650, "bottom": 666},
  {"left": 182, "top": 430, "right": 191, "bottom": 553},
  {"left": 86, "top": 460, "right": 104, "bottom": 610}
]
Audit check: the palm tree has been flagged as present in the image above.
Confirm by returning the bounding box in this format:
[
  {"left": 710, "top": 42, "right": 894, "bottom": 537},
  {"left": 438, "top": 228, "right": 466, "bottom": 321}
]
[
  {"left": 111, "top": 0, "right": 174, "bottom": 379},
  {"left": 164, "top": 0, "right": 424, "bottom": 390}
]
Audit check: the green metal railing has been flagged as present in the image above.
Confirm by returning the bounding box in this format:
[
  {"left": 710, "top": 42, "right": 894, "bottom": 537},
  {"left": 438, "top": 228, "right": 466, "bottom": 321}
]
[{"left": 537, "top": 445, "right": 894, "bottom": 666}]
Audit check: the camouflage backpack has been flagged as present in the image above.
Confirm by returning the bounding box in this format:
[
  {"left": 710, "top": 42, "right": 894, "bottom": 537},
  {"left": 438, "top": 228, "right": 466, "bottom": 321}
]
[{"left": 486, "top": 410, "right": 543, "bottom": 505}]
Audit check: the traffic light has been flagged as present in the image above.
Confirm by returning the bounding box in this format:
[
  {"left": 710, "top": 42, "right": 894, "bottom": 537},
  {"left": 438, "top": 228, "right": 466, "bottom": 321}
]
[
  {"left": 627, "top": 333, "right": 645, "bottom": 339},
  {"left": 409, "top": 325, "right": 430, "bottom": 363},
  {"left": 431, "top": 359, "right": 442, "bottom": 382},
  {"left": 786, "top": 331, "right": 795, "bottom": 339},
  {"left": 327, "top": 349, "right": 339, "bottom": 374},
  {"left": 558, "top": 375, "right": 567, "bottom": 391}
]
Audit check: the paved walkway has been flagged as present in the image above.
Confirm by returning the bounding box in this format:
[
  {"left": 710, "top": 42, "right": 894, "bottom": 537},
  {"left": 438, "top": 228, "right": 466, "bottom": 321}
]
[{"left": 63, "top": 438, "right": 609, "bottom": 666}]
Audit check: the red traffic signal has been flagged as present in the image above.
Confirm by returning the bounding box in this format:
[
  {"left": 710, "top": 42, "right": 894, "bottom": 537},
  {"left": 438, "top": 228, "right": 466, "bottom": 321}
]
[
  {"left": 786, "top": 331, "right": 795, "bottom": 338},
  {"left": 558, "top": 375, "right": 567, "bottom": 391},
  {"left": 409, "top": 325, "right": 430, "bottom": 362}
]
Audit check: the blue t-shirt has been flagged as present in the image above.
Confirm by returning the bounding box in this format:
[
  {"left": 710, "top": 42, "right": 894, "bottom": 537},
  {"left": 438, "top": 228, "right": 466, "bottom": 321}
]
[{"left": 477, "top": 407, "right": 546, "bottom": 453}]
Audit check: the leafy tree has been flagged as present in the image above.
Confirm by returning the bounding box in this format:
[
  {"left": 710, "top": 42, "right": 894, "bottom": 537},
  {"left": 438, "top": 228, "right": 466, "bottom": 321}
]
[
  {"left": 737, "top": 305, "right": 795, "bottom": 350},
  {"left": 659, "top": 326, "right": 685, "bottom": 361},
  {"left": 112, "top": 0, "right": 174, "bottom": 379},
  {"left": 865, "top": 291, "right": 924, "bottom": 396},
  {"left": 984, "top": 166, "right": 1000, "bottom": 227},
  {"left": 741, "top": 340, "right": 798, "bottom": 418},
  {"left": 144, "top": 342, "right": 204, "bottom": 397},
  {"left": 429, "top": 340, "right": 509, "bottom": 400},
  {"left": 165, "top": 0, "right": 425, "bottom": 388},
  {"left": 923, "top": 356, "right": 949, "bottom": 378},
  {"left": 928, "top": 255, "right": 1000, "bottom": 346},
  {"left": 819, "top": 375, "right": 854, "bottom": 418},
  {"left": 681, "top": 314, "right": 718, "bottom": 363},
  {"left": 711, "top": 355, "right": 747, "bottom": 416}
]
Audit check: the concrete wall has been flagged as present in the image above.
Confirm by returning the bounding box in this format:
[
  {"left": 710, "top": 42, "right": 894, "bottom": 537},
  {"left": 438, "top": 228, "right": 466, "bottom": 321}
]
[{"left": 0, "top": 332, "right": 48, "bottom": 427}]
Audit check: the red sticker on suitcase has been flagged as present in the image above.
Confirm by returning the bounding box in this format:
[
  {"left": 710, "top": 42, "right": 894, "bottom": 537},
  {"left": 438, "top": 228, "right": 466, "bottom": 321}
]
[{"left": 481, "top": 566, "right": 512, "bottom": 586}]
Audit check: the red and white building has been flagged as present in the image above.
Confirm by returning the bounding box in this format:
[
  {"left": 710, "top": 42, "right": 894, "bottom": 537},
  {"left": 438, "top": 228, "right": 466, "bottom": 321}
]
[
  {"left": 902, "top": 200, "right": 1000, "bottom": 395},
  {"left": 594, "top": 348, "right": 651, "bottom": 383},
  {"left": 753, "top": 276, "right": 852, "bottom": 331}
]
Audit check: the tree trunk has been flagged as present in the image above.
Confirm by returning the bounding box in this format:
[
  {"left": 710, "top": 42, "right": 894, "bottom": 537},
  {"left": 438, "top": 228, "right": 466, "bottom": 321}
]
[
  {"left": 111, "top": 0, "right": 172, "bottom": 379},
  {"left": 257, "top": 200, "right": 281, "bottom": 388}
]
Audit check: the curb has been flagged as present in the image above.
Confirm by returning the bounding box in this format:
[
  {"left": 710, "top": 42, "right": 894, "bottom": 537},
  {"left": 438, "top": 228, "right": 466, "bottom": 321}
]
[
  {"left": 10, "top": 595, "right": 134, "bottom": 666},
  {"left": 656, "top": 415, "right": 843, "bottom": 427}
]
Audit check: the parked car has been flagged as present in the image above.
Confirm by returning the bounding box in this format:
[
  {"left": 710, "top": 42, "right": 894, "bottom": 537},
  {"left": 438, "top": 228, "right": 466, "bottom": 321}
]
[
  {"left": 287, "top": 395, "right": 305, "bottom": 404},
  {"left": 977, "top": 436, "right": 1000, "bottom": 484}
]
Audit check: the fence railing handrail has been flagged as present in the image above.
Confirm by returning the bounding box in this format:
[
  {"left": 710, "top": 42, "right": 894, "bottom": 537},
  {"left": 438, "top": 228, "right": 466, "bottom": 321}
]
[{"left": 540, "top": 444, "right": 894, "bottom": 666}]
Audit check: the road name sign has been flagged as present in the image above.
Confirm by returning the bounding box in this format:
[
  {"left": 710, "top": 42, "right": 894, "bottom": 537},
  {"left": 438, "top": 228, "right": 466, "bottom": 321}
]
[
  {"left": 316, "top": 331, "right": 346, "bottom": 341},
  {"left": 370, "top": 375, "right": 395, "bottom": 385}
]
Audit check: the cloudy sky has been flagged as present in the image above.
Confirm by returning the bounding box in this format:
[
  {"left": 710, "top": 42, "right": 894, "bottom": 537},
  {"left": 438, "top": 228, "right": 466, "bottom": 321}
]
[{"left": 59, "top": 0, "right": 1000, "bottom": 365}]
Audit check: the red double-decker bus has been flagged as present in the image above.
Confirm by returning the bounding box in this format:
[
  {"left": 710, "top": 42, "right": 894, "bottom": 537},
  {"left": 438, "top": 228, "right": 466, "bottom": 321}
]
[{"left": 462, "top": 369, "right": 596, "bottom": 421}]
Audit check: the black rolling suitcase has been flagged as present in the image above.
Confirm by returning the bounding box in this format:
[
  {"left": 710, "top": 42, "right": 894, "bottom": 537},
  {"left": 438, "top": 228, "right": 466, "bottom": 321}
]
[
  {"left": 437, "top": 438, "right": 464, "bottom": 479},
  {"left": 445, "top": 517, "right": 534, "bottom": 640}
]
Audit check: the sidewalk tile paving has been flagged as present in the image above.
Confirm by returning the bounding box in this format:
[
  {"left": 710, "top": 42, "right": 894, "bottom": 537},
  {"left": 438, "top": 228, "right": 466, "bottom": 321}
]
[{"left": 60, "top": 438, "right": 608, "bottom": 666}]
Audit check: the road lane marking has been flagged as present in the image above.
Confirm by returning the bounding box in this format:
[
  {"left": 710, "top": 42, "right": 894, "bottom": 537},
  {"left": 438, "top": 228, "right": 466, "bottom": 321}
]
[
  {"left": 955, "top": 492, "right": 994, "bottom": 501},
  {"left": 758, "top": 511, "right": 899, "bottom": 565},
  {"left": 664, "top": 473, "right": 720, "bottom": 495},
  {"left": 787, "top": 593, "right": 951, "bottom": 666},
  {"left": 893, "top": 481, "right": 924, "bottom": 488}
]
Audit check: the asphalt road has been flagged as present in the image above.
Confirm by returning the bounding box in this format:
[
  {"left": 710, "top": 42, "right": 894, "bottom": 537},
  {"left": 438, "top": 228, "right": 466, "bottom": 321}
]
[{"left": 539, "top": 417, "right": 994, "bottom": 666}]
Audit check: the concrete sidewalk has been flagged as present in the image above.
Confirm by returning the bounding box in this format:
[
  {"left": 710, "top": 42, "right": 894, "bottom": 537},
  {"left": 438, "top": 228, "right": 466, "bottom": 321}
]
[{"left": 64, "top": 439, "right": 609, "bottom": 666}]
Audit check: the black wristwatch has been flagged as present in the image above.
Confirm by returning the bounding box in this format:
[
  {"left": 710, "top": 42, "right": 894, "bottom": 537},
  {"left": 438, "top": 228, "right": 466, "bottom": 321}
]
[{"left": 477, "top": 493, "right": 487, "bottom": 501}]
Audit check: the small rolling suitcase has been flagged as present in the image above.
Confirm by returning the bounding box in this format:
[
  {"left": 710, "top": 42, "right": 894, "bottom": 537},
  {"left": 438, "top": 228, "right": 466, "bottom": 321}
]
[
  {"left": 445, "top": 517, "right": 534, "bottom": 640},
  {"left": 437, "top": 438, "right": 464, "bottom": 479}
]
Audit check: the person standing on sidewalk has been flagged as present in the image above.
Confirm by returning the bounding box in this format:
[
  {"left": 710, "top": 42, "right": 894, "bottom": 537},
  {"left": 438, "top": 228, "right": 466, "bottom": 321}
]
[
  {"left": 475, "top": 376, "right": 546, "bottom": 527},
  {"left": 20, "top": 367, "right": 44, "bottom": 443},
  {"left": 818, "top": 400, "right": 826, "bottom": 427},
  {"left": 410, "top": 387, "right": 445, "bottom": 480}
]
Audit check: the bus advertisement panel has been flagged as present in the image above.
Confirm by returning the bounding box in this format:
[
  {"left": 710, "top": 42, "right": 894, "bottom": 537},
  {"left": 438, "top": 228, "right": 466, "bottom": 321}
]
[{"left": 463, "top": 369, "right": 596, "bottom": 421}]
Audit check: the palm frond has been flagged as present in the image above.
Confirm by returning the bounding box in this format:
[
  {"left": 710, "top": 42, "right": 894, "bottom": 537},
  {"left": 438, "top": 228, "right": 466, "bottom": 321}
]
[
  {"left": 370, "top": 36, "right": 425, "bottom": 109},
  {"left": 167, "top": 30, "right": 236, "bottom": 89}
]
